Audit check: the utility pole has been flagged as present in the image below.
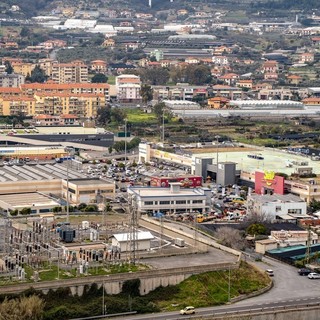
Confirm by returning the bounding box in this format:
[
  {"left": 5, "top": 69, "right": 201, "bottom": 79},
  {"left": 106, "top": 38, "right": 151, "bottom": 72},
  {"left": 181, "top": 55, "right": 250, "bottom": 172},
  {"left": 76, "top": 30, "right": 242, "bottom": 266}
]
[
  {"left": 162, "top": 109, "right": 165, "bottom": 143},
  {"left": 102, "top": 280, "right": 105, "bottom": 315},
  {"left": 127, "top": 195, "right": 138, "bottom": 265},
  {"left": 228, "top": 266, "right": 231, "bottom": 302},
  {"left": 124, "top": 119, "right": 127, "bottom": 168},
  {"left": 306, "top": 225, "right": 312, "bottom": 264}
]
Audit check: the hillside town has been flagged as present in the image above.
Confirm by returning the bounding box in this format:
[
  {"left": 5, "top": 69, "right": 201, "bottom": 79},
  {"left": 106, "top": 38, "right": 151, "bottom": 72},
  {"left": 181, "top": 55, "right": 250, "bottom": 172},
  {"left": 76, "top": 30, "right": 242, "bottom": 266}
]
[{"left": 1, "top": 0, "right": 320, "bottom": 319}]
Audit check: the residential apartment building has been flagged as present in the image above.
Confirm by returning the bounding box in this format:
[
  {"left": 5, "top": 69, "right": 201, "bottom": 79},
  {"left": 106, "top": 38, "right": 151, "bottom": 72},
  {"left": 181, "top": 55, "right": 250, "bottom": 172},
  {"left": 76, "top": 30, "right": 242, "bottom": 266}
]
[
  {"left": 0, "top": 73, "right": 25, "bottom": 87},
  {"left": 0, "top": 83, "right": 108, "bottom": 117},
  {"left": 12, "top": 61, "right": 35, "bottom": 77},
  {"left": 0, "top": 96, "right": 35, "bottom": 115},
  {"left": 90, "top": 60, "right": 108, "bottom": 73},
  {"left": 299, "top": 52, "right": 314, "bottom": 64},
  {"left": 38, "top": 58, "right": 57, "bottom": 77},
  {"left": 21, "top": 82, "right": 109, "bottom": 101},
  {"left": 33, "top": 114, "right": 80, "bottom": 126},
  {"left": 51, "top": 60, "right": 88, "bottom": 83},
  {"left": 262, "top": 60, "right": 278, "bottom": 73},
  {"left": 34, "top": 92, "right": 105, "bottom": 117},
  {"left": 116, "top": 74, "right": 141, "bottom": 102},
  {"left": 152, "top": 85, "right": 208, "bottom": 101}
]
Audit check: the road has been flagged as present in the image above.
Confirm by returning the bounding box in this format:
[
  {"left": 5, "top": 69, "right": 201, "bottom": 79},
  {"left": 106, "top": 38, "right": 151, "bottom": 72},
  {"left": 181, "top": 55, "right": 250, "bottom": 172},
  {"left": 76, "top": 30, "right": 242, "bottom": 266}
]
[
  {"left": 110, "top": 242, "right": 320, "bottom": 319},
  {"left": 111, "top": 297, "right": 320, "bottom": 320}
]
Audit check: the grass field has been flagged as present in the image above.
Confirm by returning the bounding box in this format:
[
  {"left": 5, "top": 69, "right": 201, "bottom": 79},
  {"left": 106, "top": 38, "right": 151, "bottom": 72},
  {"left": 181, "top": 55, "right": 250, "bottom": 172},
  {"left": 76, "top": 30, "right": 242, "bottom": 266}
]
[
  {"left": 150, "top": 261, "right": 270, "bottom": 311},
  {"left": 125, "top": 108, "right": 158, "bottom": 124}
]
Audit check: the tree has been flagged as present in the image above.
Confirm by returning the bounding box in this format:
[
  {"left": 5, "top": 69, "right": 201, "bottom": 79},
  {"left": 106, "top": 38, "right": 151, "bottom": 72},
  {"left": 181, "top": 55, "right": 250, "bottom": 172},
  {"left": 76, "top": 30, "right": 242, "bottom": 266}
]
[
  {"left": 246, "top": 223, "right": 267, "bottom": 236},
  {"left": 153, "top": 102, "right": 166, "bottom": 122},
  {"left": 20, "top": 26, "right": 31, "bottom": 38},
  {"left": 20, "top": 207, "right": 31, "bottom": 215},
  {"left": 4, "top": 61, "right": 13, "bottom": 74},
  {"left": 309, "top": 199, "right": 320, "bottom": 213},
  {"left": 84, "top": 204, "right": 98, "bottom": 212},
  {"left": 141, "top": 67, "right": 170, "bottom": 85},
  {"left": 77, "top": 203, "right": 87, "bottom": 211},
  {"left": 140, "top": 84, "right": 153, "bottom": 104},
  {"left": 185, "top": 64, "right": 212, "bottom": 85},
  {"left": 96, "top": 106, "right": 111, "bottom": 126},
  {"left": 111, "top": 108, "right": 126, "bottom": 124},
  {"left": 214, "top": 227, "right": 245, "bottom": 250},
  {"left": 26, "top": 65, "right": 47, "bottom": 83},
  {"left": 91, "top": 73, "right": 108, "bottom": 83},
  {"left": 105, "top": 201, "right": 111, "bottom": 212}
]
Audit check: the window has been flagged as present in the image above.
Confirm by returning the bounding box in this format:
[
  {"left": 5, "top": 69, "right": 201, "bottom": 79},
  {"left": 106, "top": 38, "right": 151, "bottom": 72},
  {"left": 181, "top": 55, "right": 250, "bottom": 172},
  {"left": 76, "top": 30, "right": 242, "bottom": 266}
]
[
  {"left": 192, "top": 200, "right": 203, "bottom": 204},
  {"left": 275, "top": 206, "right": 281, "bottom": 212},
  {"left": 160, "top": 201, "right": 170, "bottom": 205},
  {"left": 176, "top": 200, "right": 186, "bottom": 204},
  {"left": 144, "top": 201, "right": 153, "bottom": 206},
  {"left": 288, "top": 209, "right": 302, "bottom": 214}
]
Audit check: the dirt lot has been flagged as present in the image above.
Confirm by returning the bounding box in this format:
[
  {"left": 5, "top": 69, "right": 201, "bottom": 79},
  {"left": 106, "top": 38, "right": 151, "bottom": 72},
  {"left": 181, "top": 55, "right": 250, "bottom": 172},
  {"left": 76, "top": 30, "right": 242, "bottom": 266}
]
[{"left": 54, "top": 213, "right": 129, "bottom": 225}]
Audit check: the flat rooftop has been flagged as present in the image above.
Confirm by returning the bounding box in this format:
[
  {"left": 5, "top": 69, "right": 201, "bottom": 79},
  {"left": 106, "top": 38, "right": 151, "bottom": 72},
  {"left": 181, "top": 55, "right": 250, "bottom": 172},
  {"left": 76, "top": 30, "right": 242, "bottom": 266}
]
[
  {"left": 249, "top": 194, "right": 304, "bottom": 203},
  {"left": 36, "top": 127, "right": 100, "bottom": 135},
  {"left": 128, "top": 186, "right": 207, "bottom": 198},
  {"left": 0, "top": 192, "right": 59, "bottom": 207},
  {"left": 195, "top": 148, "right": 320, "bottom": 175},
  {"left": 69, "top": 178, "right": 113, "bottom": 186}
]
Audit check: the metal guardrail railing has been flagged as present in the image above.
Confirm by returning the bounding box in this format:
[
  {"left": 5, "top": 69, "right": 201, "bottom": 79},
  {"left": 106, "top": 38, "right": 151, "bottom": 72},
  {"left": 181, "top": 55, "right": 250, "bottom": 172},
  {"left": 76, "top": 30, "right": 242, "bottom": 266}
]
[{"left": 69, "top": 311, "right": 137, "bottom": 320}]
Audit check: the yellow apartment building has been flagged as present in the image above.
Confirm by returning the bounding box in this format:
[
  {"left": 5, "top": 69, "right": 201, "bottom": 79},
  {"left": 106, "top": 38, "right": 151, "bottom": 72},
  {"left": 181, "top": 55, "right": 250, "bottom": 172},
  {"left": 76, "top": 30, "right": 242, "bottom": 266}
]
[
  {"left": 12, "top": 62, "right": 35, "bottom": 77},
  {"left": 34, "top": 92, "right": 105, "bottom": 117},
  {"left": 0, "top": 96, "right": 36, "bottom": 115},
  {"left": 51, "top": 60, "right": 88, "bottom": 83}
]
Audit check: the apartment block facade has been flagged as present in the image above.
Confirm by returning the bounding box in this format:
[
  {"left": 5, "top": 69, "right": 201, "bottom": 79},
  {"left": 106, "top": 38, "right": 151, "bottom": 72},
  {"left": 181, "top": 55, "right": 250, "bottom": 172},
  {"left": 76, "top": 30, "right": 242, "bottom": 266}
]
[
  {"left": 0, "top": 83, "right": 109, "bottom": 117},
  {"left": 51, "top": 60, "right": 88, "bottom": 83}
]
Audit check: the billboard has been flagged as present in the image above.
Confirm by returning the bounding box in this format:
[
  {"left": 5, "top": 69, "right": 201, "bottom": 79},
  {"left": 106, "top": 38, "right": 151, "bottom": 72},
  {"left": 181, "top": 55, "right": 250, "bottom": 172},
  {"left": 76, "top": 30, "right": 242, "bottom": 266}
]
[
  {"left": 150, "top": 176, "right": 202, "bottom": 188},
  {"left": 255, "top": 171, "right": 284, "bottom": 195}
]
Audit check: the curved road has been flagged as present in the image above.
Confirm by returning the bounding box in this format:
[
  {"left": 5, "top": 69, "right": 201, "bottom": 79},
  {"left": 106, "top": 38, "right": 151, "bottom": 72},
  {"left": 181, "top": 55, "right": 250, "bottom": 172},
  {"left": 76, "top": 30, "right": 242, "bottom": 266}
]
[{"left": 112, "top": 256, "right": 320, "bottom": 319}]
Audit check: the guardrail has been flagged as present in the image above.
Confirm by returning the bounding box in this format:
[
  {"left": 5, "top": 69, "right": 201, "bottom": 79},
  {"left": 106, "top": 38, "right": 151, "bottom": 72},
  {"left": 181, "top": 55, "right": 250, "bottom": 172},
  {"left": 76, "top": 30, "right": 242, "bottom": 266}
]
[
  {"left": 70, "top": 311, "right": 137, "bottom": 320},
  {"left": 168, "top": 302, "right": 320, "bottom": 320}
]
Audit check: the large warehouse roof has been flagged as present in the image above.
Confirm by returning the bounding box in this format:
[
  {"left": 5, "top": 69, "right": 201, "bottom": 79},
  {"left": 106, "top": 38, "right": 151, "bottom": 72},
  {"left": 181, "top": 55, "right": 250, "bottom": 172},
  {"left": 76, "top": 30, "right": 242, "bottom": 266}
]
[
  {"left": 230, "top": 100, "right": 304, "bottom": 109},
  {"left": 0, "top": 163, "right": 84, "bottom": 182}
]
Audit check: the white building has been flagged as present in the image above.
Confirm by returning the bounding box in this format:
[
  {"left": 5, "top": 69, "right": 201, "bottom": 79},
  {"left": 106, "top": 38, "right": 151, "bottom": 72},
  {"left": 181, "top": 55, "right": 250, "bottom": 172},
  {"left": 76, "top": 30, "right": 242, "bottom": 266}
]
[
  {"left": 163, "top": 100, "right": 201, "bottom": 110},
  {"left": 127, "top": 183, "right": 211, "bottom": 214},
  {"left": 247, "top": 194, "right": 307, "bottom": 220},
  {"left": 112, "top": 231, "right": 154, "bottom": 252},
  {"left": 116, "top": 74, "right": 141, "bottom": 102},
  {"left": 0, "top": 73, "right": 25, "bottom": 87}
]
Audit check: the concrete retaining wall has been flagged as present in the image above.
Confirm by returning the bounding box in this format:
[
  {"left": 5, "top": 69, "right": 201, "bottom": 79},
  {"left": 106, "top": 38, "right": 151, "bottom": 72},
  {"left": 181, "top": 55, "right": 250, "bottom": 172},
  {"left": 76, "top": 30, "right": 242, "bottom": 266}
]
[{"left": 0, "top": 261, "right": 239, "bottom": 296}]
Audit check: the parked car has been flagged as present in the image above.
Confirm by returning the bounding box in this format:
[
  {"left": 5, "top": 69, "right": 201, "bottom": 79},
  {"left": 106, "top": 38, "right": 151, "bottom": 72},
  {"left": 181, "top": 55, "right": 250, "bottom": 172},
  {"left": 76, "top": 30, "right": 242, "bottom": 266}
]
[
  {"left": 298, "top": 268, "right": 312, "bottom": 276},
  {"left": 308, "top": 272, "right": 320, "bottom": 279},
  {"left": 266, "top": 269, "right": 274, "bottom": 277},
  {"left": 180, "top": 306, "right": 195, "bottom": 315}
]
